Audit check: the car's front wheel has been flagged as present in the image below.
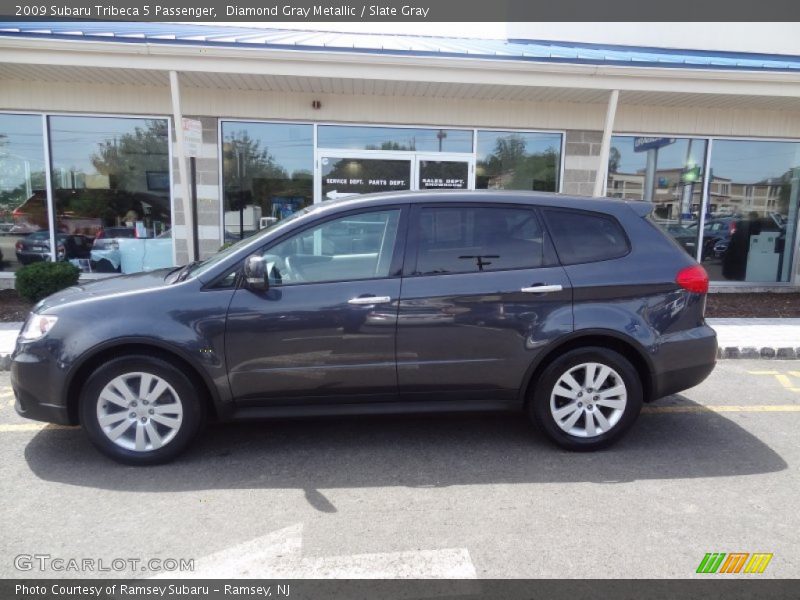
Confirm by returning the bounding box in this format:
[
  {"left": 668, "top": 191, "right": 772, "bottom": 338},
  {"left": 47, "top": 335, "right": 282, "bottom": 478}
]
[
  {"left": 529, "top": 347, "right": 643, "bottom": 450},
  {"left": 80, "top": 355, "right": 204, "bottom": 465}
]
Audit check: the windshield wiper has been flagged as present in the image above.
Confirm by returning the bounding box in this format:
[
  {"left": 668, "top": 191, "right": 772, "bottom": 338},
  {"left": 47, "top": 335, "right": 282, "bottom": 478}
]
[{"left": 171, "top": 260, "right": 200, "bottom": 283}]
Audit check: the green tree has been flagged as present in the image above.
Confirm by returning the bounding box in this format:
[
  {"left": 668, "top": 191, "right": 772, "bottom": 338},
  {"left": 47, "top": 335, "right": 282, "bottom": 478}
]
[
  {"left": 608, "top": 147, "right": 621, "bottom": 174},
  {"left": 56, "top": 120, "right": 171, "bottom": 227}
]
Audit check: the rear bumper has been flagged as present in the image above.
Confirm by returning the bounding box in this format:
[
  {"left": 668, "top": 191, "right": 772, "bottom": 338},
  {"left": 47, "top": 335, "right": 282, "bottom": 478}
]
[{"left": 651, "top": 324, "right": 717, "bottom": 399}]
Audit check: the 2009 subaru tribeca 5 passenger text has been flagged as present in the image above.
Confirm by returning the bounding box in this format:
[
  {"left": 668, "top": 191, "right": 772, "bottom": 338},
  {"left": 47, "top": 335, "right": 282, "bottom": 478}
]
[{"left": 12, "top": 191, "right": 717, "bottom": 464}]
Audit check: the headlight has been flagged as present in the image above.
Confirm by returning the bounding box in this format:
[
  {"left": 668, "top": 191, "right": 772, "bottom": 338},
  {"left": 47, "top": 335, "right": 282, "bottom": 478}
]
[{"left": 19, "top": 314, "right": 58, "bottom": 342}]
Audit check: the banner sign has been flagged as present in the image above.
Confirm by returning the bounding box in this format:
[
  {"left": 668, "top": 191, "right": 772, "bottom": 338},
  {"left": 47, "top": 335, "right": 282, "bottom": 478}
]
[
  {"left": 633, "top": 137, "right": 676, "bottom": 153},
  {"left": 3, "top": 0, "right": 799, "bottom": 21}
]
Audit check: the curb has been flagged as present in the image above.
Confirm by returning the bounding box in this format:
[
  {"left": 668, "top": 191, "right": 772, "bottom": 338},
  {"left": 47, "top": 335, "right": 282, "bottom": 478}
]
[{"left": 717, "top": 347, "right": 798, "bottom": 360}]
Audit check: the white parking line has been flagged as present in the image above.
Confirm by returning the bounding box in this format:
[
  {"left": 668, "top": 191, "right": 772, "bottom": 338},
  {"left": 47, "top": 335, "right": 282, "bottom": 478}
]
[{"left": 155, "top": 523, "right": 478, "bottom": 579}]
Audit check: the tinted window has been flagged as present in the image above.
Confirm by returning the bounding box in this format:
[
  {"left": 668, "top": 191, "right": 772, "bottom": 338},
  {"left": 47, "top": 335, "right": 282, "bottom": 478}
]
[
  {"left": 544, "top": 209, "right": 629, "bottom": 265},
  {"left": 49, "top": 115, "right": 173, "bottom": 274},
  {"left": 706, "top": 139, "right": 799, "bottom": 283},
  {"left": 476, "top": 131, "right": 562, "bottom": 192},
  {"left": 0, "top": 113, "right": 47, "bottom": 272},
  {"left": 414, "top": 206, "right": 544, "bottom": 275},
  {"left": 221, "top": 122, "right": 314, "bottom": 239},
  {"left": 606, "top": 136, "right": 707, "bottom": 258},
  {"left": 262, "top": 209, "right": 401, "bottom": 285}
]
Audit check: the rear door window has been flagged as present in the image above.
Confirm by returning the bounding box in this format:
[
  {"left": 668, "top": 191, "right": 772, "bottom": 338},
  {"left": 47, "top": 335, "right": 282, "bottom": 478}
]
[
  {"left": 543, "top": 209, "right": 629, "bottom": 265},
  {"left": 412, "top": 205, "right": 545, "bottom": 275}
]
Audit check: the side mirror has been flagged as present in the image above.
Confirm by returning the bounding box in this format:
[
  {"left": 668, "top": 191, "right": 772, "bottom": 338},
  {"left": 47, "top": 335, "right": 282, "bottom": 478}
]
[{"left": 244, "top": 255, "right": 268, "bottom": 291}]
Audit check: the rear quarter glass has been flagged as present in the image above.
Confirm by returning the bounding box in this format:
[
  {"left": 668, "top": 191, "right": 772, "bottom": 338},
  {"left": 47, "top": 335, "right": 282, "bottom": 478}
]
[{"left": 542, "top": 208, "right": 630, "bottom": 265}]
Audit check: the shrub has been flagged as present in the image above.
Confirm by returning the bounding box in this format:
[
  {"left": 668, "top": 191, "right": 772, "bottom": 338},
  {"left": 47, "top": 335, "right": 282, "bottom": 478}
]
[{"left": 15, "top": 262, "right": 81, "bottom": 303}]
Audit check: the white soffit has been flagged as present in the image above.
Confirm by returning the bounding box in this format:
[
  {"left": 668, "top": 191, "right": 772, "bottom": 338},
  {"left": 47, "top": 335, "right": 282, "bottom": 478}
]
[{"left": 1, "top": 63, "right": 800, "bottom": 111}]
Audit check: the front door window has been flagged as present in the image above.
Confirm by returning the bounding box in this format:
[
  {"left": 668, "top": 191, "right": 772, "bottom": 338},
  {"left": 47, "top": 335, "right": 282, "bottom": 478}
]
[{"left": 261, "top": 209, "right": 401, "bottom": 285}]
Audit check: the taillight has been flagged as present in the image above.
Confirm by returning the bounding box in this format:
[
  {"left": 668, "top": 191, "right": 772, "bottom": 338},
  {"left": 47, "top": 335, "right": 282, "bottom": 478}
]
[
  {"left": 15, "top": 240, "right": 23, "bottom": 251},
  {"left": 676, "top": 265, "right": 709, "bottom": 294}
]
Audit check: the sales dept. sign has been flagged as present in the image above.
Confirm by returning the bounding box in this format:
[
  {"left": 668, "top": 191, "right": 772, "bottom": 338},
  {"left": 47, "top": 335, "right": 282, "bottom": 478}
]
[
  {"left": 633, "top": 137, "right": 676, "bottom": 153},
  {"left": 182, "top": 118, "right": 203, "bottom": 158}
]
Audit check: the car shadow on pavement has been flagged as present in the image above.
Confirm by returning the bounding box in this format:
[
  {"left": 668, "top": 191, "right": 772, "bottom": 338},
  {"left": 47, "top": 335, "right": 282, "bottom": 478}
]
[{"left": 23, "top": 395, "right": 787, "bottom": 494}]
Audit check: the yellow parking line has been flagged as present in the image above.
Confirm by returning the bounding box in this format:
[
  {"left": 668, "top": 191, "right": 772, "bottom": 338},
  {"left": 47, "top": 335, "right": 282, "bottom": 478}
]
[
  {"left": 746, "top": 371, "right": 800, "bottom": 393},
  {"left": 643, "top": 405, "right": 800, "bottom": 414},
  {"left": 0, "top": 423, "right": 74, "bottom": 432}
]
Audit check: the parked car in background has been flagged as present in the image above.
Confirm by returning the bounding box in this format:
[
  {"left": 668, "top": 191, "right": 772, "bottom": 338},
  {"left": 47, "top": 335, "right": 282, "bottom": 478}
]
[
  {"left": 91, "top": 227, "right": 172, "bottom": 274},
  {"left": 12, "top": 191, "right": 717, "bottom": 464},
  {"left": 663, "top": 223, "right": 697, "bottom": 257},
  {"left": 91, "top": 227, "right": 138, "bottom": 272},
  {"left": 661, "top": 217, "right": 738, "bottom": 261},
  {"left": 15, "top": 231, "right": 92, "bottom": 265},
  {"left": 693, "top": 217, "right": 738, "bottom": 261}
]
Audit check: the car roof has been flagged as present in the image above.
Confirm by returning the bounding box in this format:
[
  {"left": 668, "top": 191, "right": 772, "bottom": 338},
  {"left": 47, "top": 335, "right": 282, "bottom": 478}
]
[{"left": 314, "top": 190, "right": 643, "bottom": 217}]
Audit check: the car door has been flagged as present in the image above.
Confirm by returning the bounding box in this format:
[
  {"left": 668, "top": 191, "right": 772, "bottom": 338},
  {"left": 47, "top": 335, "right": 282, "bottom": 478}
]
[
  {"left": 225, "top": 206, "right": 407, "bottom": 406},
  {"left": 396, "top": 203, "right": 573, "bottom": 404}
]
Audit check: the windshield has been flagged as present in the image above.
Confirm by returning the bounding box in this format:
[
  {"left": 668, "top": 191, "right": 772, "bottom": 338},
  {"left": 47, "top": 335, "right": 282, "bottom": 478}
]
[{"left": 185, "top": 206, "right": 316, "bottom": 280}]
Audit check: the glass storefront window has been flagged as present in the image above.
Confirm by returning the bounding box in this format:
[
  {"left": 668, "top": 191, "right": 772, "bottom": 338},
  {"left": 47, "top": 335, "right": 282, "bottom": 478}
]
[
  {"left": 607, "top": 136, "right": 708, "bottom": 260},
  {"left": 706, "top": 140, "right": 800, "bottom": 283},
  {"left": 221, "top": 122, "right": 313, "bottom": 240},
  {"left": 0, "top": 114, "right": 47, "bottom": 272},
  {"left": 48, "top": 116, "right": 172, "bottom": 275},
  {"left": 475, "top": 131, "right": 562, "bottom": 192},
  {"left": 318, "top": 126, "right": 473, "bottom": 153}
]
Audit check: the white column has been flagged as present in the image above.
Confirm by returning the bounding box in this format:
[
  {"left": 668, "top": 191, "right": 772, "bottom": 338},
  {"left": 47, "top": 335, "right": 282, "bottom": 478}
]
[
  {"left": 593, "top": 89, "right": 620, "bottom": 197},
  {"left": 169, "top": 70, "right": 196, "bottom": 263}
]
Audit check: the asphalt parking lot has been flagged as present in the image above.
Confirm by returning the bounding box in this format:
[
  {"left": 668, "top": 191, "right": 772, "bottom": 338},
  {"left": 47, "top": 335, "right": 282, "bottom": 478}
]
[{"left": 0, "top": 361, "right": 798, "bottom": 579}]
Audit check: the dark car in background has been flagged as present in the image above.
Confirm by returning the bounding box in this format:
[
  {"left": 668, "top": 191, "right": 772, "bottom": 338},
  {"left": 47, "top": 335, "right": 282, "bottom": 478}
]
[
  {"left": 12, "top": 191, "right": 717, "bottom": 464},
  {"left": 663, "top": 217, "right": 738, "bottom": 261},
  {"left": 15, "top": 231, "right": 92, "bottom": 265}
]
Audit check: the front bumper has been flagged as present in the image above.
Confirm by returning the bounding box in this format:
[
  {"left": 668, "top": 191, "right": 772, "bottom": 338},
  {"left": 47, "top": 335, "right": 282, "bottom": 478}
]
[{"left": 11, "top": 342, "right": 73, "bottom": 426}]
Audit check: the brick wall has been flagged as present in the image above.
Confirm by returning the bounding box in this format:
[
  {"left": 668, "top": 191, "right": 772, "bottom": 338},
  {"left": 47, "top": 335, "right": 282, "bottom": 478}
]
[
  {"left": 562, "top": 130, "right": 603, "bottom": 197},
  {"left": 171, "top": 116, "right": 221, "bottom": 265}
]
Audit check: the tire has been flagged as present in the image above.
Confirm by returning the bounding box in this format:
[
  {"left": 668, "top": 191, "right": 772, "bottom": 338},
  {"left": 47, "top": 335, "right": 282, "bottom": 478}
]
[
  {"left": 80, "top": 355, "right": 205, "bottom": 465},
  {"left": 528, "top": 347, "right": 643, "bottom": 451}
]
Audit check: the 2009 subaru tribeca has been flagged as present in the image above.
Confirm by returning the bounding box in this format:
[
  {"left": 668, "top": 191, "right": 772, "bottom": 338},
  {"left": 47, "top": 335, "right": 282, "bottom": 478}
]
[{"left": 12, "top": 191, "right": 717, "bottom": 464}]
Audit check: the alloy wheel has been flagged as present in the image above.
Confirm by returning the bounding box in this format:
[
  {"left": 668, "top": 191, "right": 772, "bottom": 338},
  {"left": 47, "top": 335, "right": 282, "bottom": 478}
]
[
  {"left": 96, "top": 372, "right": 184, "bottom": 452},
  {"left": 549, "top": 362, "right": 627, "bottom": 438}
]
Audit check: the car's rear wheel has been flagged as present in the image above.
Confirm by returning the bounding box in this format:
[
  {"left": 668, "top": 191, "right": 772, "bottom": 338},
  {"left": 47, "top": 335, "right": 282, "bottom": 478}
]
[
  {"left": 80, "top": 355, "right": 204, "bottom": 465},
  {"left": 529, "top": 347, "right": 642, "bottom": 451}
]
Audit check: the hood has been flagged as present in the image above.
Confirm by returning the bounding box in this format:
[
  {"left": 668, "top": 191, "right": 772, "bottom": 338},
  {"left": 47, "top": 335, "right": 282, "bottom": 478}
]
[{"left": 36, "top": 268, "right": 176, "bottom": 312}]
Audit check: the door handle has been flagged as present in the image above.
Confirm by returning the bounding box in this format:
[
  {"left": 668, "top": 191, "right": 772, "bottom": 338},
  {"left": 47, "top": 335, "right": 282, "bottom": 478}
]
[
  {"left": 348, "top": 296, "right": 392, "bottom": 305},
  {"left": 520, "top": 284, "right": 563, "bottom": 293}
]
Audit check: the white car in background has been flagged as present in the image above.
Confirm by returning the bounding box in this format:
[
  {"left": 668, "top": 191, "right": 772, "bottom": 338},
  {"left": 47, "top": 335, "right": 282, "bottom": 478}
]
[{"left": 91, "top": 228, "right": 173, "bottom": 274}]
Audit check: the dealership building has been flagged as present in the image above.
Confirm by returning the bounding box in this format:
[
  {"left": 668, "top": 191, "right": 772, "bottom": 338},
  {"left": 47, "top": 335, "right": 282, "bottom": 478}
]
[{"left": 0, "top": 22, "right": 799, "bottom": 288}]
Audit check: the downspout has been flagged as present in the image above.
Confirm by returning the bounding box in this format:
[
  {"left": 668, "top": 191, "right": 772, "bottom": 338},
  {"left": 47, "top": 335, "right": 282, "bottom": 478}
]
[
  {"left": 169, "top": 70, "right": 196, "bottom": 263},
  {"left": 593, "top": 89, "right": 620, "bottom": 197}
]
